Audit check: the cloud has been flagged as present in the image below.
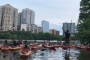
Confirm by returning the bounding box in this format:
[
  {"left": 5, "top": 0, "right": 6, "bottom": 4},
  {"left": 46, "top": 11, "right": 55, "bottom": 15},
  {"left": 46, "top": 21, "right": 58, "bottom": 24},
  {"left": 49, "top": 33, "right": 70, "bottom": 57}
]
[{"left": 0, "top": 0, "right": 81, "bottom": 35}]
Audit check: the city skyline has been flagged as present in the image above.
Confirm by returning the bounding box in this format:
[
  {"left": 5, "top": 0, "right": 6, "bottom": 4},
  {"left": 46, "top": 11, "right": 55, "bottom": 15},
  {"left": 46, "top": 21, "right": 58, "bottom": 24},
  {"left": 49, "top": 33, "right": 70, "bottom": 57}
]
[{"left": 0, "top": 0, "right": 81, "bottom": 34}]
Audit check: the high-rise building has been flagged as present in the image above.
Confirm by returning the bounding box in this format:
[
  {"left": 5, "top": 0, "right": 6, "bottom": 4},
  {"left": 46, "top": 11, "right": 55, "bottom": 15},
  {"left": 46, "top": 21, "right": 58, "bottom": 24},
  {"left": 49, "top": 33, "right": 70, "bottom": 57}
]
[
  {"left": 42, "top": 20, "right": 49, "bottom": 33},
  {"left": 63, "top": 23, "right": 75, "bottom": 35},
  {"left": 22, "top": 8, "right": 35, "bottom": 25},
  {"left": 49, "top": 29, "right": 60, "bottom": 35},
  {"left": 0, "top": 4, "right": 18, "bottom": 31},
  {"left": 17, "top": 12, "right": 22, "bottom": 30}
]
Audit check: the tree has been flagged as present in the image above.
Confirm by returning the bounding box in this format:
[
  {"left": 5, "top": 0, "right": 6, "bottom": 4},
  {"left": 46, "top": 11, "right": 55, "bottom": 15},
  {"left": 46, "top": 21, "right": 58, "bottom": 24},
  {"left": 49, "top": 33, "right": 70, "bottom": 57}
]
[{"left": 76, "top": 0, "right": 90, "bottom": 43}]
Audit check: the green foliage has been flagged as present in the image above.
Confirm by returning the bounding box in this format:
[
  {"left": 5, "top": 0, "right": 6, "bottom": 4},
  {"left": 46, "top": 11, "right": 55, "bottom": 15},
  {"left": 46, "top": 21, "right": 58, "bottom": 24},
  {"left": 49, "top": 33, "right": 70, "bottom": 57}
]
[
  {"left": 0, "top": 31, "right": 77, "bottom": 40},
  {"left": 76, "top": 0, "right": 90, "bottom": 43}
]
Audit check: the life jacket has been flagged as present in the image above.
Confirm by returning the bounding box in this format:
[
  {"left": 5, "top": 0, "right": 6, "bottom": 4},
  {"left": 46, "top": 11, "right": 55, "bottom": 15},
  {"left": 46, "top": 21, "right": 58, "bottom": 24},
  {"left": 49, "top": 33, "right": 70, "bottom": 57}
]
[
  {"left": 43, "top": 42, "right": 46, "bottom": 44},
  {"left": 18, "top": 41, "right": 21, "bottom": 44}
]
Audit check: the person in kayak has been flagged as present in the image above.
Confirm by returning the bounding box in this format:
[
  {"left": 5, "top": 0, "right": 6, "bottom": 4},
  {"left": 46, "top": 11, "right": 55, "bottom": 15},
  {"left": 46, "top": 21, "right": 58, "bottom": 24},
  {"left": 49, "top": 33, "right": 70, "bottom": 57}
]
[
  {"left": 33, "top": 40, "right": 38, "bottom": 46},
  {"left": 46, "top": 41, "right": 49, "bottom": 45},
  {"left": 23, "top": 40, "right": 31, "bottom": 49},
  {"left": 20, "top": 40, "right": 31, "bottom": 54},
  {"left": 62, "top": 27, "right": 71, "bottom": 51},
  {"left": 18, "top": 40, "right": 21, "bottom": 45},
  {"left": 41, "top": 45, "right": 47, "bottom": 51},
  {"left": 21, "top": 40, "right": 23, "bottom": 44},
  {"left": 12, "top": 40, "right": 15, "bottom": 44},
  {"left": 4, "top": 40, "right": 9, "bottom": 45},
  {"left": 13, "top": 41, "right": 19, "bottom": 46},
  {"left": 43, "top": 40, "right": 46, "bottom": 45},
  {"left": 77, "top": 42, "right": 81, "bottom": 46},
  {"left": 88, "top": 43, "right": 90, "bottom": 48},
  {"left": 56, "top": 41, "right": 59, "bottom": 45},
  {"left": 84, "top": 41, "right": 88, "bottom": 46},
  {"left": 58, "top": 41, "right": 62, "bottom": 45}
]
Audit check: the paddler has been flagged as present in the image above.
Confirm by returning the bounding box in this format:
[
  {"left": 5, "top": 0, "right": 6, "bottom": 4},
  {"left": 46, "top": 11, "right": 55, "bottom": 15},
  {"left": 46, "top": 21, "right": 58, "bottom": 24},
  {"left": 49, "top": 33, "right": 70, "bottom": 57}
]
[
  {"left": 12, "top": 40, "right": 15, "bottom": 44},
  {"left": 4, "top": 40, "right": 9, "bottom": 45},
  {"left": 88, "top": 43, "right": 90, "bottom": 48},
  {"left": 13, "top": 40, "right": 19, "bottom": 46},
  {"left": 56, "top": 41, "right": 59, "bottom": 45},
  {"left": 33, "top": 40, "right": 38, "bottom": 46},
  {"left": 84, "top": 41, "right": 88, "bottom": 47},
  {"left": 43, "top": 40, "right": 46, "bottom": 45},
  {"left": 18, "top": 40, "right": 21, "bottom": 45},
  {"left": 20, "top": 40, "right": 31, "bottom": 54},
  {"left": 77, "top": 42, "right": 81, "bottom": 46},
  {"left": 23, "top": 40, "right": 31, "bottom": 49},
  {"left": 62, "top": 27, "right": 71, "bottom": 51},
  {"left": 58, "top": 41, "right": 62, "bottom": 45},
  {"left": 41, "top": 45, "right": 47, "bottom": 51}
]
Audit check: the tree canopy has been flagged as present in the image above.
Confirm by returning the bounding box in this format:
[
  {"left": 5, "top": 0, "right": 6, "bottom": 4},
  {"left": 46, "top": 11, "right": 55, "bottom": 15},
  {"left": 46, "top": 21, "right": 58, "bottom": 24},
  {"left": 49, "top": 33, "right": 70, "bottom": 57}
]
[{"left": 76, "top": 0, "right": 90, "bottom": 43}]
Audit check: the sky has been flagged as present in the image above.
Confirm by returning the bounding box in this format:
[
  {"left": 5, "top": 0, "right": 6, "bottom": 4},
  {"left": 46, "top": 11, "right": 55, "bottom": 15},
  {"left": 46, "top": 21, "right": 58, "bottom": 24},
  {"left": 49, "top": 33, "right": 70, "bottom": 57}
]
[{"left": 0, "top": 0, "right": 81, "bottom": 35}]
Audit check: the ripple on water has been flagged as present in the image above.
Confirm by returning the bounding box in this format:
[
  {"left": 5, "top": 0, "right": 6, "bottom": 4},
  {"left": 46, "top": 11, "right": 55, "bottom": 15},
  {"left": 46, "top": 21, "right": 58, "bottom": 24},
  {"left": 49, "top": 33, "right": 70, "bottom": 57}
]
[{"left": 0, "top": 48, "right": 81, "bottom": 60}]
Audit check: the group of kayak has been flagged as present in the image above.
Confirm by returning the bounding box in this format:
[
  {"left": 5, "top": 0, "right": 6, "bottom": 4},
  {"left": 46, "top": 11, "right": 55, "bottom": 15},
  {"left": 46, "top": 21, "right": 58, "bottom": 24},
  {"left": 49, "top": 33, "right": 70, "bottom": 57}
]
[
  {"left": 0, "top": 40, "right": 90, "bottom": 57},
  {"left": 75, "top": 41, "right": 90, "bottom": 50},
  {"left": 0, "top": 40, "right": 72, "bottom": 57}
]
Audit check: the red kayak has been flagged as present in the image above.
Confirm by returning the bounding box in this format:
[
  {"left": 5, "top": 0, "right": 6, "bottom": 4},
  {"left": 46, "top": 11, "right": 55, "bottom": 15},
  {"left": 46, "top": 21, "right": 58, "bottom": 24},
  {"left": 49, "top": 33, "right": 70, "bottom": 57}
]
[
  {"left": 76, "top": 46, "right": 86, "bottom": 49},
  {"left": 86, "top": 47, "right": 90, "bottom": 50},
  {"left": 47, "top": 46, "right": 55, "bottom": 50},
  {"left": 19, "top": 48, "right": 31, "bottom": 57},
  {"left": 54, "top": 45, "right": 60, "bottom": 47},
  {"left": 31, "top": 45, "right": 39, "bottom": 50},
  {"left": 1, "top": 45, "right": 10, "bottom": 51},
  {"left": 9, "top": 46, "right": 22, "bottom": 50}
]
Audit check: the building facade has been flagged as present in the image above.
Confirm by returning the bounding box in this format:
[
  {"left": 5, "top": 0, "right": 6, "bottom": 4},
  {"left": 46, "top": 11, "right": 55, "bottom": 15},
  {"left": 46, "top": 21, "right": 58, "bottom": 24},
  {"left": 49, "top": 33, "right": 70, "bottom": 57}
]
[
  {"left": 49, "top": 29, "right": 60, "bottom": 35},
  {"left": 22, "top": 8, "right": 35, "bottom": 25},
  {"left": 21, "top": 24, "right": 43, "bottom": 33},
  {"left": 63, "top": 23, "right": 75, "bottom": 35},
  {"left": 0, "top": 4, "right": 18, "bottom": 31},
  {"left": 38, "top": 27, "right": 43, "bottom": 33},
  {"left": 42, "top": 20, "right": 49, "bottom": 33},
  {"left": 17, "top": 12, "right": 22, "bottom": 30}
]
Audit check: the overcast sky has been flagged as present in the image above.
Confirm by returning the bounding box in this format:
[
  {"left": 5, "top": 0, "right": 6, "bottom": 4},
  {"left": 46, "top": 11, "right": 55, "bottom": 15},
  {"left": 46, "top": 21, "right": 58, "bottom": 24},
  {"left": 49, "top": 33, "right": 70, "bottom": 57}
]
[{"left": 0, "top": 0, "right": 81, "bottom": 35}]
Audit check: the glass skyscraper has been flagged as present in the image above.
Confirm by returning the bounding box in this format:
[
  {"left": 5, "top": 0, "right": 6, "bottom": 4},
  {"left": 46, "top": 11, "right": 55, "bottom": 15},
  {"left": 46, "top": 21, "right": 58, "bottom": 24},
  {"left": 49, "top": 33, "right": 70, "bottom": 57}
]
[
  {"left": 22, "top": 8, "right": 35, "bottom": 25},
  {"left": 17, "top": 12, "right": 22, "bottom": 30},
  {"left": 63, "top": 23, "right": 75, "bottom": 35},
  {"left": 42, "top": 20, "right": 49, "bottom": 33}
]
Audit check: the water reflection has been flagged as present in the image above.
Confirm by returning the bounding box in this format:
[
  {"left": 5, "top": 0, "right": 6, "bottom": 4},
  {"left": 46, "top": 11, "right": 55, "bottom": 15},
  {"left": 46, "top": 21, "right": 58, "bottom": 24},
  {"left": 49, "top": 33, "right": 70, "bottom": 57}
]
[{"left": 0, "top": 48, "right": 82, "bottom": 60}]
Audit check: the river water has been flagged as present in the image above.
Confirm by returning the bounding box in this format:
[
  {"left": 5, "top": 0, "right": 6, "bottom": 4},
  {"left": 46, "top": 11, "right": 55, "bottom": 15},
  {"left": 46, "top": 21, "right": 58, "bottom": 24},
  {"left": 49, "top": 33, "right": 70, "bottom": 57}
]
[{"left": 0, "top": 47, "right": 90, "bottom": 60}]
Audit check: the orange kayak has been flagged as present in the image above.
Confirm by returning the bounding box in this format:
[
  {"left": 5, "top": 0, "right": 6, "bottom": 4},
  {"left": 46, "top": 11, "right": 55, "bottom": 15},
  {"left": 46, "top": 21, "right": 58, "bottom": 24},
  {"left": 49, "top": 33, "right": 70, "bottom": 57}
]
[
  {"left": 1, "top": 45, "right": 10, "bottom": 51},
  {"left": 9, "top": 46, "right": 22, "bottom": 50},
  {"left": 19, "top": 48, "right": 31, "bottom": 57}
]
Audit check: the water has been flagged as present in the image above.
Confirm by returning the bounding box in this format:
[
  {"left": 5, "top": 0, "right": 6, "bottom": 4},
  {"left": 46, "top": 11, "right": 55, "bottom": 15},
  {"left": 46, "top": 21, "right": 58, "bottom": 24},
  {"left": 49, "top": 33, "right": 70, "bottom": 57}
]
[{"left": 0, "top": 47, "right": 90, "bottom": 60}]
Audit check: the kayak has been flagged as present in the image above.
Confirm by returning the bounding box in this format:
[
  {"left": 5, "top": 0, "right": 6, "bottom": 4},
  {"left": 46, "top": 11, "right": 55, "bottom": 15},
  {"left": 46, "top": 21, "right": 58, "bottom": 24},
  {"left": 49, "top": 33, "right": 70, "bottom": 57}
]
[
  {"left": 54, "top": 45, "right": 60, "bottom": 47},
  {"left": 9, "top": 46, "right": 22, "bottom": 50},
  {"left": 31, "top": 45, "right": 39, "bottom": 50},
  {"left": 20, "top": 44, "right": 24, "bottom": 47},
  {"left": 47, "top": 46, "right": 55, "bottom": 50},
  {"left": 30, "top": 44, "right": 33, "bottom": 46},
  {"left": 38, "top": 44, "right": 42, "bottom": 49},
  {"left": 1, "top": 45, "right": 10, "bottom": 51},
  {"left": 19, "top": 48, "right": 31, "bottom": 57},
  {"left": 75, "top": 46, "right": 86, "bottom": 49},
  {"left": 0, "top": 44, "right": 3, "bottom": 49},
  {"left": 86, "top": 47, "right": 90, "bottom": 50}
]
